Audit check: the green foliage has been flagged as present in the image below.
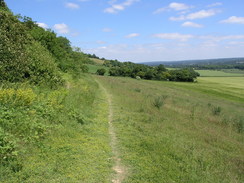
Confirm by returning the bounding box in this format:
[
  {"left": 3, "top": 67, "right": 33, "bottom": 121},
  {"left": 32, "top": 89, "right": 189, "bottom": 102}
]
[
  {"left": 0, "top": 2, "right": 89, "bottom": 86},
  {"left": 29, "top": 26, "right": 90, "bottom": 75},
  {"left": 96, "top": 68, "right": 106, "bottom": 75},
  {"left": 106, "top": 60, "right": 199, "bottom": 82},
  {"left": 0, "top": 127, "right": 17, "bottom": 161},
  {"left": 212, "top": 106, "right": 222, "bottom": 115},
  {"left": 1, "top": 75, "right": 112, "bottom": 182},
  {"left": 25, "top": 41, "right": 64, "bottom": 87},
  {"left": 0, "top": 8, "right": 63, "bottom": 87},
  {"left": 236, "top": 117, "right": 244, "bottom": 133},
  {"left": 0, "top": 10, "right": 31, "bottom": 82},
  {"left": 0, "top": 0, "right": 9, "bottom": 11},
  {"left": 152, "top": 95, "right": 168, "bottom": 109}
]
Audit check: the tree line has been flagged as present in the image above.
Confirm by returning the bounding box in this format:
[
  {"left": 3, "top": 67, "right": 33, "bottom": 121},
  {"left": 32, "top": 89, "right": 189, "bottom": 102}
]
[{"left": 103, "top": 60, "right": 199, "bottom": 82}]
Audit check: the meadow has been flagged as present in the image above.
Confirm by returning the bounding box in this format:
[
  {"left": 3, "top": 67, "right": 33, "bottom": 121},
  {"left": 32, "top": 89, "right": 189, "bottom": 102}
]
[
  {"left": 96, "top": 75, "right": 244, "bottom": 183},
  {"left": 195, "top": 69, "right": 244, "bottom": 77}
]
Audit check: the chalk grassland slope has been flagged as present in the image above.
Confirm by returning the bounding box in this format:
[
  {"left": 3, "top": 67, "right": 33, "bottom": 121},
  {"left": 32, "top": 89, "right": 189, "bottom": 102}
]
[
  {"left": 0, "top": 74, "right": 112, "bottom": 183},
  {"left": 96, "top": 76, "right": 244, "bottom": 183},
  {"left": 196, "top": 70, "right": 244, "bottom": 77}
]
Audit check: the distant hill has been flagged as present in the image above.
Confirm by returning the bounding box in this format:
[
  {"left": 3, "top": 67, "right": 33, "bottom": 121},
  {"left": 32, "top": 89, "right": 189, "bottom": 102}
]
[{"left": 140, "top": 57, "right": 244, "bottom": 67}]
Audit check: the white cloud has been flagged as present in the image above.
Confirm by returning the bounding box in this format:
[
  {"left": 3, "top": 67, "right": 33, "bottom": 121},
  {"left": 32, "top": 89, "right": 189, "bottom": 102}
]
[
  {"left": 169, "top": 15, "right": 185, "bottom": 21},
  {"left": 53, "top": 23, "right": 70, "bottom": 34},
  {"left": 102, "top": 28, "right": 113, "bottom": 32},
  {"left": 153, "top": 33, "right": 194, "bottom": 41},
  {"left": 125, "top": 33, "right": 140, "bottom": 38},
  {"left": 97, "top": 40, "right": 107, "bottom": 44},
  {"left": 169, "top": 2, "right": 191, "bottom": 11},
  {"left": 104, "top": 0, "right": 140, "bottom": 14},
  {"left": 200, "top": 35, "right": 244, "bottom": 42},
  {"left": 170, "top": 9, "right": 220, "bottom": 21},
  {"left": 65, "top": 2, "right": 80, "bottom": 9},
  {"left": 182, "top": 21, "right": 203, "bottom": 28},
  {"left": 37, "top": 22, "right": 48, "bottom": 29},
  {"left": 207, "top": 2, "right": 223, "bottom": 7},
  {"left": 187, "top": 9, "right": 219, "bottom": 19},
  {"left": 220, "top": 16, "right": 244, "bottom": 24},
  {"left": 154, "top": 2, "right": 192, "bottom": 14}
]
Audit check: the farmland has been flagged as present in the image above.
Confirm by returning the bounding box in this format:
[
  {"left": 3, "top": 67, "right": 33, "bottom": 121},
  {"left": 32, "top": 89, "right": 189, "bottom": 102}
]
[{"left": 195, "top": 70, "right": 244, "bottom": 77}]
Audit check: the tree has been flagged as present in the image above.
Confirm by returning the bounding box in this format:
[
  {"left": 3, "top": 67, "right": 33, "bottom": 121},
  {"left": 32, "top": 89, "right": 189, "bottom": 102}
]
[
  {"left": 96, "top": 68, "right": 106, "bottom": 75},
  {"left": 0, "top": 0, "right": 8, "bottom": 10},
  {"left": 156, "top": 64, "right": 167, "bottom": 72}
]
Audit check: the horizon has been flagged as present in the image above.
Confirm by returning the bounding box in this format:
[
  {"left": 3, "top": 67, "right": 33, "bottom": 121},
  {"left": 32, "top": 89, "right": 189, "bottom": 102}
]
[
  {"left": 138, "top": 56, "right": 244, "bottom": 63},
  {"left": 5, "top": 0, "right": 244, "bottom": 62}
]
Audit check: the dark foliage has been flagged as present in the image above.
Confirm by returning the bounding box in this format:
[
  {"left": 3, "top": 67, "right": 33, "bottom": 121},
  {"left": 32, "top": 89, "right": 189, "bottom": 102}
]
[
  {"left": 96, "top": 68, "right": 106, "bottom": 75},
  {"left": 105, "top": 60, "right": 199, "bottom": 82}
]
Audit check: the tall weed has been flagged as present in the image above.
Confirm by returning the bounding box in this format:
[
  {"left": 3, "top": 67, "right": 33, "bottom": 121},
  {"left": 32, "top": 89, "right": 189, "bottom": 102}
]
[{"left": 152, "top": 95, "right": 168, "bottom": 109}]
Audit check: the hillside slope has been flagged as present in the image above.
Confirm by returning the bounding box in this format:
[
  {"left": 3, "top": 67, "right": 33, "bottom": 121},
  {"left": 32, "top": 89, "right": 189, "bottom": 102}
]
[{"left": 96, "top": 76, "right": 244, "bottom": 183}]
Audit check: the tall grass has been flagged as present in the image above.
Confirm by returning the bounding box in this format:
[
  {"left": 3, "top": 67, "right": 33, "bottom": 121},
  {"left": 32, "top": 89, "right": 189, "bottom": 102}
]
[
  {"left": 0, "top": 74, "right": 112, "bottom": 182},
  {"left": 96, "top": 76, "right": 244, "bottom": 183}
]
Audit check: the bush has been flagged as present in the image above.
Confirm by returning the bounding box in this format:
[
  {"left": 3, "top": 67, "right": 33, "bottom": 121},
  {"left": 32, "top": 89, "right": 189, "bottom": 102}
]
[
  {"left": 152, "top": 95, "right": 168, "bottom": 109},
  {"left": 0, "top": 88, "right": 36, "bottom": 106},
  {"left": 212, "top": 106, "right": 222, "bottom": 115},
  {"left": 96, "top": 68, "right": 106, "bottom": 75}
]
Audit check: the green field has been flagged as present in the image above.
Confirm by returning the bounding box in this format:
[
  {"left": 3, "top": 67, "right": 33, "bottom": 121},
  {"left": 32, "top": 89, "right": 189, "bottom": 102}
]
[
  {"left": 196, "top": 69, "right": 244, "bottom": 77},
  {"left": 152, "top": 77, "right": 244, "bottom": 103},
  {"left": 96, "top": 76, "right": 244, "bottom": 183}
]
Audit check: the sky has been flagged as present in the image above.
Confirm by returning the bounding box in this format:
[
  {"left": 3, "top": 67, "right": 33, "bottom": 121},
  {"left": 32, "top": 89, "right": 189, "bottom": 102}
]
[{"left": 5, "top": 0, "right": 244, "bottom": 62}]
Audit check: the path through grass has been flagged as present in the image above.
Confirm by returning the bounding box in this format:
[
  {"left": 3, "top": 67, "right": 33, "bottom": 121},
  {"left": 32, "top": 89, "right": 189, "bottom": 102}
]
[
  {"left": 95, "top": 77, "right": 128, "bottom": 183},
  {"left": 96, "top": 76, "right": 244, "bottom": 183}
]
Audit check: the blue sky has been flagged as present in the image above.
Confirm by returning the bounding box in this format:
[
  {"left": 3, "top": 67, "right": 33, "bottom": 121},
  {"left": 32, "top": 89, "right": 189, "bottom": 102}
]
[{"left": 6, "top": 0, "right": 244, "bottom": 62}]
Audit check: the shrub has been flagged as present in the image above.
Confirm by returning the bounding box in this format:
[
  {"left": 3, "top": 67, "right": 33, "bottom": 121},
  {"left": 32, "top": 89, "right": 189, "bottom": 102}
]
[
  {"left": 134, "top": 88, "right": 141, "bottom": 92},
  {"left": 96, "top": 68, "right": 106, "bottom": 75},
  {"left": 136, "top": 76, "right": 141, "bottom": 80},
  {"left": 212, "top": 106, "right": 222, "bottom": 115},
  {"left": 152, "top": 95, "right": 168, "bottom": 109},
  {"left": 0, "top": 88, "right": 36, "bottom": 106},
  {"left": 236, "top": 117, "right": 244, "bottom": 133}
]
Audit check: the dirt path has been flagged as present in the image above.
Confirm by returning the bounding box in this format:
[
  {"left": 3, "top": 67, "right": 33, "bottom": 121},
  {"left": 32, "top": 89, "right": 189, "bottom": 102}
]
[{"left": 96, "top": 78, "right": 127, "bottom": 183}]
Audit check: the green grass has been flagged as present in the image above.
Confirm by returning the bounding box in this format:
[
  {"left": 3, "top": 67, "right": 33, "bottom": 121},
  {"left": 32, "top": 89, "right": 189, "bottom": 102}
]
[
  {"left": 156, "top": 77, "right": 244, "bottom": 103},
  {"left": 96, "top": 76, "right": 244, "bottom": 183},
  {"left": 222, "top": 69, "right": 244, "bottom": 74},
  {"left": 86, "top": 64, "right": 109, "bottom": 76},
  {"left": 196, "top": 70, "right": 244, "bottom": 77},
  {"left": 0, "top": 74, "right": 112, "bottom": 182}
]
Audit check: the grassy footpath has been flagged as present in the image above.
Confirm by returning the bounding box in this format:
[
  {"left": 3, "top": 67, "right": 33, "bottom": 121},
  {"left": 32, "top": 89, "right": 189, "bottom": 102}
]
[
  {"left": 96, "top": 76, "right": 244, "bottom": 183},
  {"left": 0, "top": 74, "right": 112, "bottom": 182}
]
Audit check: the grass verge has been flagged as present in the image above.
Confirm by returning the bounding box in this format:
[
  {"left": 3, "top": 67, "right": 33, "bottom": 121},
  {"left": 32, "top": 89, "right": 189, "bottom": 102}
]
[{"left": 0, "top": 74, "right": 112, "bottom": 182}]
